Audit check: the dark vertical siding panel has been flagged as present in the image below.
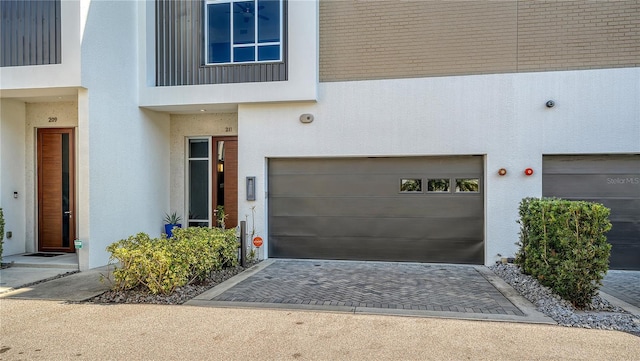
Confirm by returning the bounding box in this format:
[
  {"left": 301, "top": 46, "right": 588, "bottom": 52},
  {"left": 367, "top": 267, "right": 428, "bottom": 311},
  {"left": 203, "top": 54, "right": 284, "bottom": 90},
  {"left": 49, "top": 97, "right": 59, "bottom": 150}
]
[
  {"left": 189, "top": 0, "right": 195, "bottom": 84},
  {"left": 170, "top": 0, "right": 176, "bottom": 85},
  {"left": 42, "top": 1, "right": 50, "bottom": 63},
  {"left": 36, "top": 0, "right": 49, "bottom": 64},
  {"left": 55, "top": 0, "right": 60, "bottom": 63},
  {"left": 1, "top": 3, "right": 5, "bottom": 65},
  {"left": 37, "top": 0, "right": 43, "bottom": 63},
  {"left": 155, "top": 1, "right": 161, "bottom": 86},
  {"left": 14, "top": 1, "right": 22, "bottom": 66},
  {"left": 155, "top": 0, "right": 287, "bottom": 86},
  {"left": 1, "top": 0, "right": 61, "bottom": 67},
  {"left": 160, "top": 0, "right": 167, "bottom": 86},
  {"left": 178, "top": 0, "right": 184, "bottom": 85},
  {"left": 168, "top": 0, "right": 173, "bottom": 85},
  {"left": 32, "top": 2, "right": 42, "bottom": 65}
]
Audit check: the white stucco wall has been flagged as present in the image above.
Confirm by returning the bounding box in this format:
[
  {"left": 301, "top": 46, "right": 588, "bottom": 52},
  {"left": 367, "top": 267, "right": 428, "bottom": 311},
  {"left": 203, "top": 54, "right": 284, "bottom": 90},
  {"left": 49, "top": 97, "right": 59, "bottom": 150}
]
[
  {"left": 0, "top": 99, "right": 27, "bottom": 256},
  {"left": 238, "top": 67, "right": 640, "bottom": 265},
  {"left": 169, "top": 113, "right": 238, "bottom": 221},
  {"left": 81, "top": 1, "right": 170, "bottom": 270}
]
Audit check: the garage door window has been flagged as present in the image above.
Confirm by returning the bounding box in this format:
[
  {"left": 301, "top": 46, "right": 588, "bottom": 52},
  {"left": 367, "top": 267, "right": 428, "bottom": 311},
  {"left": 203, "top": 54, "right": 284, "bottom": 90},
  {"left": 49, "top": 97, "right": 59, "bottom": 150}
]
[
  {"left": 455, "top": 178, "right": 479, "bottom": 193},
  {"left": 427, "top": 179, "right": 450, "bottom": 192},
  {"left": 400, "top": 179, "right": 422, "bottom": 192}
]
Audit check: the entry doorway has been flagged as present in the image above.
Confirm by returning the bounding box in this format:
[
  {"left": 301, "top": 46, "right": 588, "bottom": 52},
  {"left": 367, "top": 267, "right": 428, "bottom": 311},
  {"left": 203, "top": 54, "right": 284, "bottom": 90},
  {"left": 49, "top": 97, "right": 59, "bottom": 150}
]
[
  {"left": 213, "top": 136, "right": 238, "bottom": 228},
  {"left": 37, "top": 128, "right": 76, "bottom": 252},
  {"left": 186, "top": 136, "right": 237, "bottom": 229}
]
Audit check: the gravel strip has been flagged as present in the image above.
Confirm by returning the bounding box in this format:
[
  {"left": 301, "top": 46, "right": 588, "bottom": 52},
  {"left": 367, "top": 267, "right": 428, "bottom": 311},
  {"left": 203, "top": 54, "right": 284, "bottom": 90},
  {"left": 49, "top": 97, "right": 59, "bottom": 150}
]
[
  {"left": 88, "top": 262, "right": 259, "bottom": 305},
  {"left": 491, "top": 264, "right": 640, "bottom": 336}
]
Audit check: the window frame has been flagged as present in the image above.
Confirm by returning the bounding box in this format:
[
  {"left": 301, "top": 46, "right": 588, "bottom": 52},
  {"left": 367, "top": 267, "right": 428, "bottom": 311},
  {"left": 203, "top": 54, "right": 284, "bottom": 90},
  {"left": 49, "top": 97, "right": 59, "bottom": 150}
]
[
  {"left": 399, "top": 178, "right": 423, "bottom": 193},
  {"left": 454, "top": 178, "right": 481, "bottom": 193},
  {"left": 204, "top": 0, "right": 284, "bottom": 65},
  {"left": 186, "top": 137, "right": 213, "bottom": 228}
]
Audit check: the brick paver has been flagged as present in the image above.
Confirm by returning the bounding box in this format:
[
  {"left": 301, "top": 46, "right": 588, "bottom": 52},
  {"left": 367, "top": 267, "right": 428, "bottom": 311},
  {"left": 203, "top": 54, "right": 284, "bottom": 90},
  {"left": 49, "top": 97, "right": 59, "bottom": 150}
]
[
  {"left": 213, "top": 260, "right": 524, "bottom": 316},
  {"left": 602, "top": 270, "right": 640, "bottom": 308}
]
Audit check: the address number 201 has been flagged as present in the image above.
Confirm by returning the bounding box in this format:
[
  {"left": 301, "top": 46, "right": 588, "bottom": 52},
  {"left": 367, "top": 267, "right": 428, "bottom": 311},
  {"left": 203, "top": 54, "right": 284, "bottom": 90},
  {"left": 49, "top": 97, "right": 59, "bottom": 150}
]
[{"left": 48, "top": 117, "right": 58, "bottom": 123}]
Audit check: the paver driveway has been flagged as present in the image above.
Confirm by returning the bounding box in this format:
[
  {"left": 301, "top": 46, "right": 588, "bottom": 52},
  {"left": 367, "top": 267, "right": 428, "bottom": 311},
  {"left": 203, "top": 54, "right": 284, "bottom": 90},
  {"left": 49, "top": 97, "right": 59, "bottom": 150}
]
[
  {"left": 196, "top": 260, "right": 525, "bottom": 316},
  {"left": 602, "top": 270, "right": 640, "bottom": 308}
]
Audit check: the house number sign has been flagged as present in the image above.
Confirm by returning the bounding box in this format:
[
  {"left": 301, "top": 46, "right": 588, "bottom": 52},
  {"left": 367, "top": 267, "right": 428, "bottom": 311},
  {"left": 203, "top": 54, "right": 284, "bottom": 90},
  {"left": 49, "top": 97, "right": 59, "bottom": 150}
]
[{"left": 48, "top": 117, "right": 58, "bottom": 123}]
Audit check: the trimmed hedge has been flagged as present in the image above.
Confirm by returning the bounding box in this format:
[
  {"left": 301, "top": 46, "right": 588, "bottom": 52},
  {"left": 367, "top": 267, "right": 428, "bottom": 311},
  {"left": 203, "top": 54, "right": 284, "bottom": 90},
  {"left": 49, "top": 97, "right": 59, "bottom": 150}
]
[
  {"left": 106, "top": 227, "right": 238, "bottom": 295},
  {"left": 515, "top": 197, "right": 612, "bottom": 308}
]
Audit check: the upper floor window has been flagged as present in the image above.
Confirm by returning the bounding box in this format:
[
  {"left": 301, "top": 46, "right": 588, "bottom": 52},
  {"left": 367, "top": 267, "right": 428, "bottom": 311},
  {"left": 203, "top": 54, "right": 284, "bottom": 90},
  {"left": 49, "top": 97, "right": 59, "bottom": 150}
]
[{"left": 205, "top": 0, "right": 282, "bottom": 65}]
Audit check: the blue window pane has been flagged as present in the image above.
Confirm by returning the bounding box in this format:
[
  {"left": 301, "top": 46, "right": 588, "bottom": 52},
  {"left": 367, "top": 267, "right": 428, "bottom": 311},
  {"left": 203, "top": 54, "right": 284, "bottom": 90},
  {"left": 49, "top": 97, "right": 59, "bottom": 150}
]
[
  {"left": 234, "top": 1, "right": 255, "bottom": 45},
  {"left": 258, "top": 0, "right": 280, "bottom": 43},
  {"left": 208, "top": 3, "right": 230, "bottom": 63},
  {"left": 258, "top": 45, "right": 279, "bottom": 61},
  {"left": 234, "top": 47, "right": 255, "bottom": 62}
]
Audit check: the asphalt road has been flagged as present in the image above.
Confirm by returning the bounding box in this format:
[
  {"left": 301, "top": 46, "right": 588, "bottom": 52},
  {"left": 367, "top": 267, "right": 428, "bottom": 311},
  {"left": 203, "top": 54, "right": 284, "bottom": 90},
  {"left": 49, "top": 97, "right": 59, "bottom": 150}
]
[{"left": 1, "top": 299, "right": 638, "bottom": 360}]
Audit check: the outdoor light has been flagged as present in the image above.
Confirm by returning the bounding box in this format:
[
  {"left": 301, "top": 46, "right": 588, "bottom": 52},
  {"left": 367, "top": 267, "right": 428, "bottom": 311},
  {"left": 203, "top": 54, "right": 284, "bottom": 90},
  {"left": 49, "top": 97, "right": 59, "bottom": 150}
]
[
  {"left": 498, "top": 168, "right": 507, "bottom": 176},
  {"left": 524, "top": 168, "right": 534, "bottom": 176},
  {"left": 299, "top": 113, "right": 314, "bottom": 123},
  {"left": 246, "top": 176, "right": 256, "bottom": 201}
]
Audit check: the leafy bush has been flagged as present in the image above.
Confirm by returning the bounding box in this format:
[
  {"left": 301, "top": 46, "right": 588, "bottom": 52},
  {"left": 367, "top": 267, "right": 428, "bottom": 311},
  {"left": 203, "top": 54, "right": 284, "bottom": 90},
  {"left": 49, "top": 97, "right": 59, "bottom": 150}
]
[
  {"left": 106, "top": 227, "right": 239, "bottom": 295},
  {"left": 0, "top": 208, "right": 4, "bottom": 261},
  {"left": 515, "top": 198, "right": 612, "bottom": 308}
]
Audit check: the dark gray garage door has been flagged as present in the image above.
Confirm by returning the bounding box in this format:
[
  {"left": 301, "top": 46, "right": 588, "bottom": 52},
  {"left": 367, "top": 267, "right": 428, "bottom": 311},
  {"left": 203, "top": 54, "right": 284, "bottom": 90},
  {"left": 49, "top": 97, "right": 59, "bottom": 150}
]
[
  {"left": 268, "top": 156, "right": 484, "bottom": 264},
  {"left": 543, "top": 155, "right": 640, "bottom": 270}
]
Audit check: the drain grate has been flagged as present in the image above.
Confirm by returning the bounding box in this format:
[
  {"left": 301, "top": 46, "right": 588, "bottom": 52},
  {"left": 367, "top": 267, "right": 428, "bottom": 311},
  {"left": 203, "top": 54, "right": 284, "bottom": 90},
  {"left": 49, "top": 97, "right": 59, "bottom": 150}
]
[{"left": 24, "top": 253, "right": 64, "bottom": 257}]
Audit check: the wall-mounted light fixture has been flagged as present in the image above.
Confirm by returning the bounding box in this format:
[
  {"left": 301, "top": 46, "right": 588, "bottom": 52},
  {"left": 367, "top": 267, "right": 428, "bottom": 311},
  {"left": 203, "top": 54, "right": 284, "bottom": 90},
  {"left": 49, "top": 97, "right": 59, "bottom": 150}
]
[
  {"left": 13, "top": 191, "right": 18, "bottom": 199},
  {"left": 246, "top": 176, "right": 256, "bottom": 201},
  {"left": 545, "top": 100, "right": 555, "bottom": 108},
  {"left": 524, "top": 168, "right": 534, "bottom": 176},
  {"left": 498, "top": 168, "right": 507, "bottom": 176}
]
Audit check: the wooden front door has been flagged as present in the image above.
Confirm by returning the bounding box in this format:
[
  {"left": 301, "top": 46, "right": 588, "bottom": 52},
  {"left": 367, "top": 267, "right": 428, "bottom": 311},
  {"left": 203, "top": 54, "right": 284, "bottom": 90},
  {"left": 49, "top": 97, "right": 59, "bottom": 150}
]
[
  {"left": 37, "top": 128, "right": 75, "bottom": 252},
  {"left": 212, "top": 137, "right": 238, "bottom": 228}
]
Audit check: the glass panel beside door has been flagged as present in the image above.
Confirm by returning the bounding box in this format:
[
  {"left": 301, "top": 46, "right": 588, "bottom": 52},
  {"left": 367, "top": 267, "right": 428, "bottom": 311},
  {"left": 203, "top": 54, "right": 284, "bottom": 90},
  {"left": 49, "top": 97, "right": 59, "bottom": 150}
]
[{"left": 188, "top": 138, "right": 211, "bottom": 227}]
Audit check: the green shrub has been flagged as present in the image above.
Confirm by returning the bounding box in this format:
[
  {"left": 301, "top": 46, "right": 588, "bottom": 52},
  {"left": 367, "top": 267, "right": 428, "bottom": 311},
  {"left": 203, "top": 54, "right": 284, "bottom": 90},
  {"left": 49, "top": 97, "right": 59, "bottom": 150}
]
[
  {"left": 106, "top": 227, "right": 239, "bottom": 295},
  {"left": 0, "top": 208, "right": 4, "bottom": 261},
  {"left": 170, "top": 227, "right": 239, "bottom": 280},
  {"left": 515, "top": 198, "right": 612, "bottom": 308}
]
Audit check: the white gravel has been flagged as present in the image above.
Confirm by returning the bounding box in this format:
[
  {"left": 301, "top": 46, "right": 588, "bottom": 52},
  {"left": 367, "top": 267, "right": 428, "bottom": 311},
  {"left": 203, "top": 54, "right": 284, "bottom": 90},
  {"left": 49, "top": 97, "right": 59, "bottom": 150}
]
[{"left": 491, "top": 263, "right": 640, "bottom": 335}]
